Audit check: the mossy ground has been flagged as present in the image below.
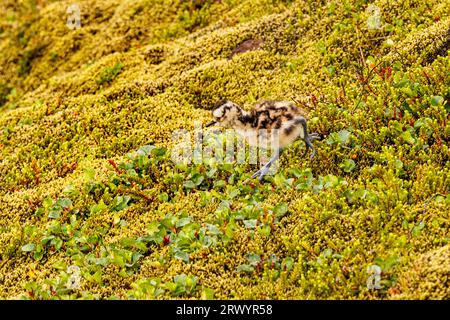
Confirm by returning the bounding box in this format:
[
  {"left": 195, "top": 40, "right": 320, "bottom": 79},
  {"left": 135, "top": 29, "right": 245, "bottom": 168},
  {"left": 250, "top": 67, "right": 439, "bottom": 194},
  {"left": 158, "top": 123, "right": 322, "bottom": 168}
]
[{"left": 0, "top": 0, "right": 449, "bottom": 299}]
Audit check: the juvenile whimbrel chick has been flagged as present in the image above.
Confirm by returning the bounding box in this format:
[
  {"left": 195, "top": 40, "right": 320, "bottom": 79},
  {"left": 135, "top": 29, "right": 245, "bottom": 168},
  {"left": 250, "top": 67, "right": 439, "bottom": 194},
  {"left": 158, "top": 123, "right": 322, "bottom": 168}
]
[{"left": 206, "top": 100, "right": 320, "bottom": 181}]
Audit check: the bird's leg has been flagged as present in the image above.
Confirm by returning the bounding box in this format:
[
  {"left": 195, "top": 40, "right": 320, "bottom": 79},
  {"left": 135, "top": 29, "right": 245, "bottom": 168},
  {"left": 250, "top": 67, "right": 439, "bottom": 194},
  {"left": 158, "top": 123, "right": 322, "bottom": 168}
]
[
  {"left": 252, "top": 149, "right": 283, "bottom": 181},
  {"left": 302, "top": 133, "right": 321, "bottom": 159},
  {"left": 297, "top": 118, "right": 321, "bottom": 160},
  {"left": 303, "top": 135, "right": 316, "bottom": 160}
]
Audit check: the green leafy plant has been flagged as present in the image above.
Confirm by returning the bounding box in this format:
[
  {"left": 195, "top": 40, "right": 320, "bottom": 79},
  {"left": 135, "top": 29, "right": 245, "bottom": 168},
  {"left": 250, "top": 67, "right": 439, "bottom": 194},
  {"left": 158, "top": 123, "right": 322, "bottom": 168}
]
[
  {"left": 96, "top": 62, "right": 123, "bottom": 86},
  {"left": 128, "top": 274, "right": 201, "bottom": 299}
]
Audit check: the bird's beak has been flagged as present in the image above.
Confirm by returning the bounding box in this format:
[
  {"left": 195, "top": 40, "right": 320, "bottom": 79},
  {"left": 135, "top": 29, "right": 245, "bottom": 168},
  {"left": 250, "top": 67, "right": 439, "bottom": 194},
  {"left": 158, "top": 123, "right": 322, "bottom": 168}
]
[{"left": 205, "top": 120, "right": 216, "bottom": 127}]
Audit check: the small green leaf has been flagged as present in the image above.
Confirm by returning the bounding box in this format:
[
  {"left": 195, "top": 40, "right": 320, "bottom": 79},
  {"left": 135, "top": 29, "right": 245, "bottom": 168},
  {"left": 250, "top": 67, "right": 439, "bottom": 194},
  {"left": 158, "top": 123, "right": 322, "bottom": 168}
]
[
  {"left": 42, "top": 197, "right": 53, "bottom": 209},
  {"left": 24, "top": 225, "right": 37, "bottom": 236},
  {"left": 160, "top": 215, "right": 177, "bottom": 229},
  {"left": 430, "top": 95, "right": 444, "bottom": 106},
  {"left": 90, "top": 200, "right": 108, "bottom": 214},
  {"left": 247, "top": 253, "right": 261, "bottom": 266},
  {"left": 400, "top": 130, "right": 416, "bottom": 145},
  {"left": 412, "top": 221, "right": 425, "bottom": 237},
  {"left": 41, "top": 235, "right": 55, "bottom": 244},
  {"left": 33, "top": 244, "right": 44, "bottom": 260},
  {"left": 394, "top": 159, "right": 404, "bottom": 170},
  {"left": 147, "top": 221, "right": 160, "bottom": 236},
  {"left": 183, "top": 180, "right": 196, "bottom": 189},
  {"left": 201, "top": 287, "right": 215, "bottom": 300},
  {"left": 327, "top": 65, "right": 335, "bottom": 76},
  {"left": 206, "top": 223, "right": 221, "bottom": 235},
  {"left": 56, "top": 198, "right": 72, "bottom": 208},
  {"left": 34, "top": 207, "right": 45, "bottom": 217},
  {"left": 52, "top": 260, "right": 67, "bottom": 270},
  {"left": 92, "top": 270, "right": 102, "bottom": 284},
  {"left": 206, "top": 168, "right": 217, "bottom": 178},
  {"left": 174, "top": 250, "right": 189, "bottom": 263},
  {"left": 191, "top": 173, "right": 204, "bottom": 186},
  {"left": 95, "top": 257, "right": 109, "bottom": 266},
  {"left": 48, "top": 210, "right": 61, "bottom": 219},
  {"left": 401, "top": 101, "right": 416, "bottom": 116},
  {"left": 394, "top": 79, "right": 410, "bottom": 88},
  {"left": 236, "top": 264, "right": 255, "bottom": 273},
  {"left": 158, "top": 192, "right": 169, "bottom": 202},
  {"left": 226, "top": 185, "right": 240, "bottom": 199},
  {"left": 128, "top": 252, "right": 142, "bottom": 267},
  {"left": 110, "top": 196, "right": 130, "bottom": 212},
  {"left": 151, "top": 147, "right": 167, "bottom": 157},
  {"left": 294, "top": 168, "right": 314, "bottom": 190},
  {"left": 135, "top": 144, "right": 155, "bottom": 156},
  {"left": 84, "top": 168, "right": 96, "bottom": 181},
  {"left": 113, "top": 213, "right": 121, "bottom": 225},
  {"left": 243, "top": 219, "right": 257, "bottom": 229},
  {"left": 63, "top": 184, "right": 80, "bottom": 197},
  {"left": 176, "top": 217, "right": 192, "bottom": 228},
  {"left": 273, "top": 203, "right": 288, "bottom": 218},
  {"left": 322, "top": 248, "right": 333, "bottom": 258},
  {"left": 282, "top": 257, "right": 294, "bottom": 271},
  {"left": 164, "top": 282, "right": 177, "bottom": 293},
  {"left": 21, "top": 243, "right": 35, "bottom": 252},
  {"left": 258, "top": 224, "right": 271, "bottom": 236},
  {"left": 51, "top": 237, "right": 63, "bottom": 251},
  {"left": 214, "top": 180, "right": 226, "bottom": 188},
  {"left": 326, "top": 129, "right": 351, "bottom": 146},
  {"left": 340, "top": 159, "right": 356, "bottom": 173},
  {"left": 337, "top": 129, "right": 351, "bottom": 144}
]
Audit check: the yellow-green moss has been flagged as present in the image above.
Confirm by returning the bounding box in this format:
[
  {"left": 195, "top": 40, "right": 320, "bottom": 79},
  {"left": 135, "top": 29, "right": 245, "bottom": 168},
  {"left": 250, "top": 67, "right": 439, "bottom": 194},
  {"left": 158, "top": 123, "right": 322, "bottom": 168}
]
[
  {"left": 395, "top": 245, "right": 450, "bottom": 299},
  {"left": 0, "top": 0, "right": 449, "bottom": 299}
]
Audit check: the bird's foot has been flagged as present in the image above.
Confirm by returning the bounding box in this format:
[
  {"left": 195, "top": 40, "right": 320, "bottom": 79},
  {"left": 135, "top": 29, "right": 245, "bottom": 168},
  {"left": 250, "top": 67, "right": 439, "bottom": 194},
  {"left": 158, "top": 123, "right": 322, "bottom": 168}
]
[
  {"left": 308, "top": 146, "right": 316, "bottom": 160},
  {"left": 308, "top": 132, "right": 321, "bottom": 141},
  {"left": 251, "top": 165, "right": 271, "bottom": 181},
  {"left": 303, "top": 135, "right": 318, "bottom": 160}
]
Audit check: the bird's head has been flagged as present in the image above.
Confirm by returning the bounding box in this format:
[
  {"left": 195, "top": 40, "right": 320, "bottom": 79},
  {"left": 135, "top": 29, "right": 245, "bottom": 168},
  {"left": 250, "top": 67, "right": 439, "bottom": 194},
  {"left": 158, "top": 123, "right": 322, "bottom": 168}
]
[{"left": 206, "top": 100, "right": 242, "bottom": 128}]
